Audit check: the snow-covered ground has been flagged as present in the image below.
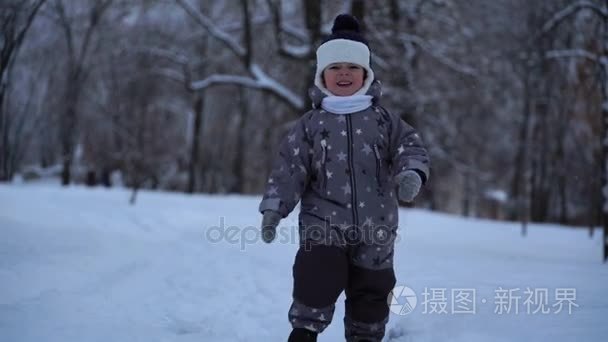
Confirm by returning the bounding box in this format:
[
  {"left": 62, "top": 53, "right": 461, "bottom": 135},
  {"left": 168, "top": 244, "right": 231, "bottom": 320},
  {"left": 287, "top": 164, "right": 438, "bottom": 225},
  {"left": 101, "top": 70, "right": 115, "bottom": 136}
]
[{"left": 1, "top": 183, "right": 607, "bottom": 341}]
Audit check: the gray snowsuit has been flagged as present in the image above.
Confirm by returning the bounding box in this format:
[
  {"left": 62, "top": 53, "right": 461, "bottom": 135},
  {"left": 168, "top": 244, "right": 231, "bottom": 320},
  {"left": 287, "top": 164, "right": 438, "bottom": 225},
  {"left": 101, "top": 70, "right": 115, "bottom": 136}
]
[{"left": 259, "top": 81, "right": 429, "bottom": 341}]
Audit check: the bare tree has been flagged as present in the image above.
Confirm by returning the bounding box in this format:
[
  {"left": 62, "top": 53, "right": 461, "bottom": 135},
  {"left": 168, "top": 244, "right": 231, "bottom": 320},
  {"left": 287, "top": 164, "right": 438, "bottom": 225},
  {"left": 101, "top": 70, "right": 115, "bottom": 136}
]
[
  {"left": 48, "top": 0, "right": 113, "bottom": 185},
  {"left": 534, "top": 0, "right": 607, "bottom": 260},
  {"left": 2, "top": 0, "right": 603, "bottom": 238},
  {"left": 0, "top": 0, "right": 47, "bottom": 181}
]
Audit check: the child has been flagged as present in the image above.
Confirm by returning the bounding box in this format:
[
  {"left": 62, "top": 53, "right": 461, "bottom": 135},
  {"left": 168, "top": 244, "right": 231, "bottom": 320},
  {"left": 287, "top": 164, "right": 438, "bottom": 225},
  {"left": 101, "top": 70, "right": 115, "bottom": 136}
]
[{"left": 259, "top": 14, "right": 429, "bottom": 342}]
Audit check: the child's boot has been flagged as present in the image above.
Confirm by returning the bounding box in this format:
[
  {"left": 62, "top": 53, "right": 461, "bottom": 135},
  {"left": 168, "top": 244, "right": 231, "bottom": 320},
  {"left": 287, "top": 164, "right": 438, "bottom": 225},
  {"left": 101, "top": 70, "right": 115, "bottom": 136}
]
[{"left": 288, "top": 328, "right": 318, "bottom": 342}]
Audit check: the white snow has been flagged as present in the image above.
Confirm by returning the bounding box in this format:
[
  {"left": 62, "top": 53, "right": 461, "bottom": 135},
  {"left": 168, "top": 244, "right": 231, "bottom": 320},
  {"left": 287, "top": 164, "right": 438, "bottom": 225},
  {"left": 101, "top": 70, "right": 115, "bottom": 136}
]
[
  {"left": 484, "top": 189, "right": 508, "bottom": 203},
  {"left": 1, "top": 183, "right": 606, "bottom": 341},
  {"left": 281, "top": 43, "right": 311, "bottom": 59}
]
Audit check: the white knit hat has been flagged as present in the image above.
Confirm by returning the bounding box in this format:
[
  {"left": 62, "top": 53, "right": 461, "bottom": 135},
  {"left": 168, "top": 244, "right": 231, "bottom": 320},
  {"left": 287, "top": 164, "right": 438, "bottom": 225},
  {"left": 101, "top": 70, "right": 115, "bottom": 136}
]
[{"left": 314, "top": 14, "right": 374, "bottom": 96}]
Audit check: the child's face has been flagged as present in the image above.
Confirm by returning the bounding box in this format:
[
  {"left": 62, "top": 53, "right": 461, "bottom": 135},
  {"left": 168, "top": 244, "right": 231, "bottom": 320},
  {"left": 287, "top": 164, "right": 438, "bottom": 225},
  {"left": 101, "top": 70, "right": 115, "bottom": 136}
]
[{"left": 322, "top": 63, "right": 365, "bottom": 96}]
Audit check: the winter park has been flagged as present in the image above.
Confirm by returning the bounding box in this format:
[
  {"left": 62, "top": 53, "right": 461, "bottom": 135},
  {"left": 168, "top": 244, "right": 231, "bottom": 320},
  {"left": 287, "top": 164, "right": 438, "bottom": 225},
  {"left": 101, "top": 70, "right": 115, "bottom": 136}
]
[{"left": 2, "top": 1, "right": 608, "bottom": 341}]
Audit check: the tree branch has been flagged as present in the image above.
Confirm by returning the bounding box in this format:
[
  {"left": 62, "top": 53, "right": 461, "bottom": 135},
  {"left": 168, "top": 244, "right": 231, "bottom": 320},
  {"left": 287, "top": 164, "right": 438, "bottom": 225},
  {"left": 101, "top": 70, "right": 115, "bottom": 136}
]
[
  {"left": 137, "top": 46, "right": 189, "bottom": 65},
  {"left": 190, "top": 68, "right": 304, "bottom": 110},
  {"left": 11, "top": 0, "right": 47, "bottom": 61},
  {"left": 400, "top": 33, "right": 478, "bottom": 78},
  {"left": 78, "top": 0, "right": 113, "bottom": 71},
  {"left": 240, "top": 0, "right": 252, "bottom": 68},
  {"left": 175, "top": 0, "right": 246, "bottom": 57},
  {"left": 53, "top": 0, "right": 75, "bottom": 63},
  {"left": 151, "top": 68, "right": 186, "bottom": 84},
  {"left": 249, "top": 64, "right": 304, "bottom": 109},
  {"left": 1, "top": 0, "right": 47, "bottom": 86},
  {"left": 266, "top": 0, "right": 311, "bottom": 60},
  {"left": 540, "top": 0, "right": 608, "bottom": 37},
  {"left": 545, "top": 49, "right": 608, "bottom": 68},
  {"left": 174, "top": 0, "right": 304, "bottom": 110}
]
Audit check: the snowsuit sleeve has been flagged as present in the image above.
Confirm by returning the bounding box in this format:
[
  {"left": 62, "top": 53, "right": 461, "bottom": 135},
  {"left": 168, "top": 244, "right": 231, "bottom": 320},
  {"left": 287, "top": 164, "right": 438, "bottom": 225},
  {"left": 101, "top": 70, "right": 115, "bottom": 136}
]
[
  {"left": 388, "top": 113, "right": 430, "bottom": 184},
  {"left": 258, "top": 115, "right": 313, "bottom": 218}
]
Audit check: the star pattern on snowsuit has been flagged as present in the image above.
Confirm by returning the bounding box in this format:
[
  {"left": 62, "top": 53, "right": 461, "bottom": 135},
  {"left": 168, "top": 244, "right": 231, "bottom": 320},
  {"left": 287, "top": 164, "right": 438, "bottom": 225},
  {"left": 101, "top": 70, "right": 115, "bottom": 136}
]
[
  {"left": 342, "top": 182, "right": 352, "bottom": 195},
  {"left": 361, "top": 143, "right": 373, "bottom": 155},
  {"left": 377, "top": 229, "right": 386, "bottom": 239},
  {"left": 261, "top": 88, "right": 425, "bottom": 275},
  {"left": 320, "top": 129, "right": 330, "bottom": 139}
]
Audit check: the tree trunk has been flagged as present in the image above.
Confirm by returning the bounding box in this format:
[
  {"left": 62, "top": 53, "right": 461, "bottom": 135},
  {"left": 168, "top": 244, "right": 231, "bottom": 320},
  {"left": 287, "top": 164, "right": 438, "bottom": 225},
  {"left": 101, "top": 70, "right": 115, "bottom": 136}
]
[
  {"left": 511, "top": 64, "right": 532, "bottom": 224},
  {"left": 462, "top": 172, "right": 471, "bottom": 217},
  {"left": 0, "top": 0, "right": 47, "bottom": 182},
  {"left": 232, "top": 87, "right": 248, "bottom": 193},
  {"left": 602, "top": 80, "right": 608, "bottom": 263},
  {"left": 60, "top": 98, "right": 77, "bottom": 185},
  {"left": 557, "top": 123, "right": 568, "bottom": 224},
  {"left": 130, "top": 185, "right": 139, "bottom": 205},
  {"left": 601, "top": 1, "right": 608, "bottom": 263},
  {"left": 351, "top": 0, "right": 365, "bottom": 28},
  {"left": 187, "top": 95, "right": 203, "bottom": 194},
  {"left": 301, "top": 0, "right": 322, "bottom": 110},
  {"left": 0, "top": 104, "right": 10, "bottom": 181},
  {"left": 602, "top": 95, "right": 608, "bottom": 262}
]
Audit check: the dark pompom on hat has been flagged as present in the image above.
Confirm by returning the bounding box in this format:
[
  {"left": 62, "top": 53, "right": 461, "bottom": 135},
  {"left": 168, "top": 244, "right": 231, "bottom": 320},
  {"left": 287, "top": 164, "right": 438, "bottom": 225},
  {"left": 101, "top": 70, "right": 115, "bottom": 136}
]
[{"left": 324, "top": 14, "right": 368, "bottom": 46}]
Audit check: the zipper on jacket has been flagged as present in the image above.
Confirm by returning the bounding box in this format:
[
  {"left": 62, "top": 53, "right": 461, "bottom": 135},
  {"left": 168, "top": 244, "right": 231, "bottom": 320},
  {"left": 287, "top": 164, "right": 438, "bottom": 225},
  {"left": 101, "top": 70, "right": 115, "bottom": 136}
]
[
  {"left": 373, "top": 143, "right": 382, "bottom": 188},
  {"left": 346, "top": 116, "right": 359, "bottom": 227},
  {"left": 320, "top": 139, "right": 328, "bottom": 191}
]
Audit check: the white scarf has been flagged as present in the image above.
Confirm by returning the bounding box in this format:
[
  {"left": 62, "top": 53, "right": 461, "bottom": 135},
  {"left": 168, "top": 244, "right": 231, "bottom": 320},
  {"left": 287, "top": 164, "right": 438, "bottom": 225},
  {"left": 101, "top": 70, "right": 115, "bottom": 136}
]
[{"left": 321, "top": 95, "right": 373, "bottom": 114}]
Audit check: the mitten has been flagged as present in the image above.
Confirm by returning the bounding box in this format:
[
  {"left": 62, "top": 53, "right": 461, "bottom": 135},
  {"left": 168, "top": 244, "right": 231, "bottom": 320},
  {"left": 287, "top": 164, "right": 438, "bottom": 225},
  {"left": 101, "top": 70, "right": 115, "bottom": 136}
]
[
  {"left": 396, "top": 170, "right": 422, "bottom": 202},
  {"left": 260, "top": 210, "right": 282, "bottom": 243}
]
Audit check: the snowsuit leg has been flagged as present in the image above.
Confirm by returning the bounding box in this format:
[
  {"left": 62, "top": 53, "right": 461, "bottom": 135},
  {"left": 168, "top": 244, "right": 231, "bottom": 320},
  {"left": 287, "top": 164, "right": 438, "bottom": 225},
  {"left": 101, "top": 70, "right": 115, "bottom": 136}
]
[
  {"left": 289, "top": 232, "right": 397, "bottom": 341},
  {"left": 289, "top": 244, "right": 348, "bottom": 333},
  {"left": 344, "top": 263, "right": 396, "bottom": 341}
]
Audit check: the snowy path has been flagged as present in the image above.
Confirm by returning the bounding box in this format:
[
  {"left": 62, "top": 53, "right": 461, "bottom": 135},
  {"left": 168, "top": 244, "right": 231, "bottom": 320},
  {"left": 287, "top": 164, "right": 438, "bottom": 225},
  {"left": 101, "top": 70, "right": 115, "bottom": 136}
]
[{"left": 1, "top": 184, "right": 607, "bottom": 341}]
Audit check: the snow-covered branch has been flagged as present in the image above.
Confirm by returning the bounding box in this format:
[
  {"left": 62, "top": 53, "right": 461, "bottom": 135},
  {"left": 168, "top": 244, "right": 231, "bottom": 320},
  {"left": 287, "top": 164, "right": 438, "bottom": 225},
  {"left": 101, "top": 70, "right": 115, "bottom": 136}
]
[
  {"left": 249, "top": 65, "right": 304, "bottom": 109},
  {"left": 190, "top": 74, "right": 260, "bottom": 90},
  {"left": 175, "top": 0, "right": 246, "bottom": 57},
  {"left": 278, "top": 44, "right": 311, "bottom": 59},
  {"left": 400, "top": 33, "right": 478, "bottom": 78},
  {"left": 546, "top": 49, "right": 608, "bottom": 68},
  {"left": 138, "top": 47, "right": 189, "bottom": 65},
  {"left": 541, "top": 0, "right": 608, "bottom": 36},
  {"left": 174, "top": 0, "right": 304, "bottom": 110},
  {"left": 265, "top": 0, "right": 311, "bottom": 60},
  {"left": 189, "top": 68, "right": 304, "bottom": 110},
  {"left": 217, "top": 12, "right": 309, "bottom": 43},
  {"left": 281, "top": 22, "right": 309, "bottom": 42},
  {"left": 145, "top": 46, "right": 304, "bottom": 109},
  {"left": 151, "top": 68, "right": 186, "bottom": 84}
]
